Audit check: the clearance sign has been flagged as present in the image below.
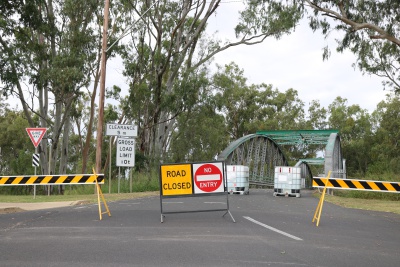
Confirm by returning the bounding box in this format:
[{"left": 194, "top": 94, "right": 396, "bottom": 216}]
[{"left": 160, "top": 162, "right": 225, "bottom": 196}]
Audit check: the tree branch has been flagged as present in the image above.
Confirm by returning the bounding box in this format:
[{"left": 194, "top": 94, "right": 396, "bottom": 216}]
[{"left": 305, "top": 0, "right": 400, "bottom": 46}]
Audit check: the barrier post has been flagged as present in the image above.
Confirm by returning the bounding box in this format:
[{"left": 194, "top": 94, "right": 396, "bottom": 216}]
[
  {"left": 312, "top": 171, "right": 331, "bottom": 227},
  {"left": 93, "top": 168, "right": 111, "bottom": 220}
]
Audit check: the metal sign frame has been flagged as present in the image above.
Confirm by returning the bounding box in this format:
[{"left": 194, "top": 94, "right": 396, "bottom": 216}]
[{"left": 159, "top": 161, "right": 235, "bottom": 223}]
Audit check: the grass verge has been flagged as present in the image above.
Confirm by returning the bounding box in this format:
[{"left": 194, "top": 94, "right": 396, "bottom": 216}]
[
  {"left": 313, "top": 191, "right": 400, "bottom": 215},
  {"left": 0, "top": 191, "right": 159, "bottom": 204}
]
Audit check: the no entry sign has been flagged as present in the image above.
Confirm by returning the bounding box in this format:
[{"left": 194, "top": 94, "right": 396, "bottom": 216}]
[{"left": 193, "top": 162, "right": 224, "bottom": 194}]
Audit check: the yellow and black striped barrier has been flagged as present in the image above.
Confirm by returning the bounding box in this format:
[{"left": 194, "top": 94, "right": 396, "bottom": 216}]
[
  {"left": 0, "top": 174, "right": 104, "bottom": 186},
  {"left": 313, "top": 177, "right": 400, "bottom": 193}
]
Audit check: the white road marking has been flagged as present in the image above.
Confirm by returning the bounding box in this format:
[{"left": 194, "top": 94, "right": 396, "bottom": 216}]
[{"left": 243, "top": 216, "right": 303, "bottom": 241}]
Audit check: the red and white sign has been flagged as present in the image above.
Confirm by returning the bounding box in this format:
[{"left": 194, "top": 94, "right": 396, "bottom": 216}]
[
  {"left": 26, "top": 128, "right": 47, "bottom": 148},
  {"left": 193, "top": 162, "right": 224, "bottom": 194}
]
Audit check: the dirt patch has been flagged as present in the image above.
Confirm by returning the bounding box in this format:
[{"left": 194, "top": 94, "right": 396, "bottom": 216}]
[
  {"left": 72, "top": 200, "right": 91, "bottom": 206},
  {"left": 0, "top": 207, "right": 26, "bottom": 214}
]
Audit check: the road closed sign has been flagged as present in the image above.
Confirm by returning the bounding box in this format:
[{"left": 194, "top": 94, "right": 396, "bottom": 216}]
[
  {"left": 193, "top": 162, "right": 224, "bottom": 194},
  {"left": 160, "top": 164, "right": 192, "bottom": 196}
]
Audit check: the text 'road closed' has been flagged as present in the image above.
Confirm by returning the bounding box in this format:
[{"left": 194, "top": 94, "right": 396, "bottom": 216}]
[{"left": 160, "top": 164, "right": 192, "bottom": 196}]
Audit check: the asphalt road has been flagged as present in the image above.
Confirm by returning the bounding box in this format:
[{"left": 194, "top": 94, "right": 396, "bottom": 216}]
[{"left": 1, "top": 189, "right": 399, "bottom": 267}]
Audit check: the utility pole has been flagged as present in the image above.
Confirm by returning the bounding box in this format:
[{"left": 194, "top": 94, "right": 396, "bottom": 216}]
[{"left": 96, "top": 0, "right": 110, "bottom": 173}]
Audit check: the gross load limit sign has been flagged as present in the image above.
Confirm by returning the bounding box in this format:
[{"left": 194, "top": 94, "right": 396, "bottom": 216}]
[
  {"left": 193, "top": 162, "right": 224, "bottom": 194},
  {"left": 116, "top": 138, "right": 135, "bottom": 167}
]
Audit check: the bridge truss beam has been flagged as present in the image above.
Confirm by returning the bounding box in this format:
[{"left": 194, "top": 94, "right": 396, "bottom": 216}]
[
  {"left": 218, "top": 134, "right": 288, "bottom": 187},
  {"left": 218, "top": 131, "right": 344, "bottom": 188}
]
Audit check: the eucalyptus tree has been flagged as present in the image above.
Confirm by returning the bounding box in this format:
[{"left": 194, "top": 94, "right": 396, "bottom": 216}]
[
  {"left": 0, "top": 108, "right": 31, "bottom": 176},
  {"left": 327, "top": 97, "right": 373, "bottom": 176},
  {"left": 0, "top": 1, "right": 109, "bottom": 181},
  {"left": 258, "top": 87, "right": 306, "bottom": 130},
  {"left": 168, "top": 66, "right": 228, "bottom": 162},
  {"left": 370, "top": 94, "right": 400, "bottom": 174},
  {"left": 119, "top": 0, "right": 302, "bottom": 163},
  {"left": 211, "top": 62, "right": 310, "bottom": 162},
  {"left": 212, "top": 62, "right": 257, "bottom": 140},
  {"left": 211, "top": 62, "right": 305, "bottom": 135},
  {"left": 327, "top": 97, "right": 372, "bottom": 143},
  {"left": 306, "top": 100, "right": 328, "bottom": 130},
  {"left": 303, "top": 0, "right": 400, "bottom": 92}
]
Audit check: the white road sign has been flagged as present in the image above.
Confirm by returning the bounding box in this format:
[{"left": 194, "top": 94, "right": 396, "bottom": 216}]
[
  {"left": 193, "top": 162, "right": 224, "bottom": 194},
  {"left": 116, "top": 138, "right": 135, "bottom": 167},
  {"left": 106, "top": 123, "right": 137, "bottom": 137}
]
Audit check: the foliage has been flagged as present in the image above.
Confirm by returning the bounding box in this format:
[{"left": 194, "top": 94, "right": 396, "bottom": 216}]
[
  {"left": 118, "top": 0, "right": 303, "bottom": 164},
  {"left": 367, "top": 94, "right": 400, "bottom": 174},
  {"left": 1, "top": 1, "right": 399, "bottom": 201},
  {"left": 0, "top": 108, "right": 32, "bottom": 176},
  {"left": 303, "top": 0, "right": 400, "bottom": 92},
  {"left": 0, "top": 0, "right": 105, "bottom": 182}
]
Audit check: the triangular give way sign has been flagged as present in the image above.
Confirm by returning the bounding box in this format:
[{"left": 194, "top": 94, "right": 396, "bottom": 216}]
[{"left": 26, "top": 128, "right": 47, "bottom": 148}]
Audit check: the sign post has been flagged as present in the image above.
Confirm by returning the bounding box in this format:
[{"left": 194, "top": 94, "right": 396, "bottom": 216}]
[
  {"left": 105, "top": 124, "right": 137, "bottom": 193},
  {"left": 32, "top": 153, "right": 39, "bottom": 199},
  {"left": 26, "top": 128, "right": 47, "bottom": 199}
]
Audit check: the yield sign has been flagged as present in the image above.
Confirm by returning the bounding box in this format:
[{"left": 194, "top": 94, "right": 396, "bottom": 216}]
[{"left": 26, "top": 128, "right": 47, "bottom": 148}]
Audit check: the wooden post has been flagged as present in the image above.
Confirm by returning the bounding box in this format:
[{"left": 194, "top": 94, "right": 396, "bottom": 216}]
[
  {"left": 93, "top": 168, "right": 111, "bottom": 220},
  {"left": 312, "top": 171, "right": 332, "bottom": 226},
  {"left": 95, "top": 0, "right": 110, "bottom": 174}
]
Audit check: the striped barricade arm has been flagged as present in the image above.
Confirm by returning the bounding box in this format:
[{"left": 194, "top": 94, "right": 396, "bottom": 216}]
[
  {"left": 0, "top": 174, "right": 104, "bottom": 186},
  {"left": 313, "top": 177, "right": 400, "bottom": 193}
]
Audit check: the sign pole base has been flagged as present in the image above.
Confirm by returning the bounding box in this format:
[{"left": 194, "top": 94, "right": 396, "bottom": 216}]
[
  {"left": 223, "top": 190, "right": 235, "bottom": 222},
  {"left": 222, "top": 210, "right": 236, "bottom": 223},
  {"left": 160, "top": 193, "right": 235, "bottom": 223}
]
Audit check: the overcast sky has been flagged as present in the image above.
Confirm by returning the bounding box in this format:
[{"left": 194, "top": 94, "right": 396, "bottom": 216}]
[
  {"left": 105, "top": 1, "right": 390, "bottom": 115},
  {"left": 208, "top": 2, "right": 392, "bottom": 113}
]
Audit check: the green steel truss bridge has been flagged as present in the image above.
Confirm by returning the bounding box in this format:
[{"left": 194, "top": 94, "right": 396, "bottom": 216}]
[{"left": 217, "top": 130, "right": 344, "bottom": 188}]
